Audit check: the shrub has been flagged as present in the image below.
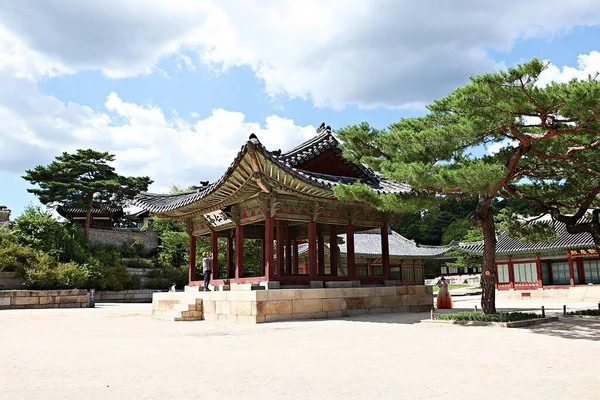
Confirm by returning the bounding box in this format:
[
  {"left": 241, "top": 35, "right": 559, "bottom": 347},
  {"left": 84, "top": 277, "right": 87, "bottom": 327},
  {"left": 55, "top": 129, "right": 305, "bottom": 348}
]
[
  {"left": 0, "top": 235, "right": 39, "bottom": 272},
  {"left": 18, "top": 255, "right": 88, "bottom": 290},
  {"left": 568, "top": 309, "right": 600, "bottom": 316},
  {"left": 436, "top": 311, "right": 539, "bottom": 322}
]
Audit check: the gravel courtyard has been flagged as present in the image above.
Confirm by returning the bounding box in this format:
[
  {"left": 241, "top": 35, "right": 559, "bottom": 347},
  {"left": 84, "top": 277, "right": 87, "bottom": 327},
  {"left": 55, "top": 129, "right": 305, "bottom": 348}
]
[{"left": 1, "top": 297, "right": 599, "bottom": 400}]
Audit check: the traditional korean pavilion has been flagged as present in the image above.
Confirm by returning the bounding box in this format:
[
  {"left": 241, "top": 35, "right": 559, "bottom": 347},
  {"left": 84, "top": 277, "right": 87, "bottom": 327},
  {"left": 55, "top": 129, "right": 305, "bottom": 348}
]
[
  {"left": 134, "top": 124, "right": 416, "bottom": 288},
  {"left": 57, "top": 204, "right": 124, "bottom": 229},
  {"left": 457, "top": 221, "right": 600, "bottom": 290}
]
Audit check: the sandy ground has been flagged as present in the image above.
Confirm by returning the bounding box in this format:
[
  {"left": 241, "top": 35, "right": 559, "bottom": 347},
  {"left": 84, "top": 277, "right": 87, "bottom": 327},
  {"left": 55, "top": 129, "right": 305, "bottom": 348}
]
[{"left": 1, "top": 297, "right": 599, "bottom": 400}]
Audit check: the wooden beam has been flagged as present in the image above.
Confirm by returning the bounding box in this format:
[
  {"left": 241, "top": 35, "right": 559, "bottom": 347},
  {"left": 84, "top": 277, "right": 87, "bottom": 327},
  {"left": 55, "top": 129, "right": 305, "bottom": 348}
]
[
  {"left": 568, "top": 253, "right": 575, "bottom": 287},
  {"left": 227, "top": 233, "right": 234, "bottom": 279}
]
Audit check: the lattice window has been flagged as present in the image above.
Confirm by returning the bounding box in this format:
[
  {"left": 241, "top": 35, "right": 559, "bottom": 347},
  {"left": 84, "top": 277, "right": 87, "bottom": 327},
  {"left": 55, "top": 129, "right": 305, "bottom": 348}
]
[
  {"left": 513, "top": 262, "right": 538, "bottom": 283},
  {"left": 497, "top": 264, "right": 510, "bottom": 283},
  {"left": 583, "top": 260, "right": 600, "bottom": 284}
]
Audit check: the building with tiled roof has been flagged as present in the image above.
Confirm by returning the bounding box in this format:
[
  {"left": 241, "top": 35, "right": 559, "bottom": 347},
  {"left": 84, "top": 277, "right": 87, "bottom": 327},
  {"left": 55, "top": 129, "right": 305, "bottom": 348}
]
[
  {"left": 0, "top": 206, "right": 13, "bottom": 232},
  {"left": 133, "top": 123, "right": 418, "bottom": 289},
  {"left": 455, "top": 220, "right": 599, "bottom": 290}
]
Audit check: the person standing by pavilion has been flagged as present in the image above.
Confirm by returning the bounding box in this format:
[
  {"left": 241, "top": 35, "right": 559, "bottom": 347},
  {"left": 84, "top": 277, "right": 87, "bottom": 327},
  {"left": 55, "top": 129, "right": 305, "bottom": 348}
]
[
  {"left": 202, "top": 252, "right": 213, "bottom": 291},
  {"left": 436, "top": 276, "right": 453, "bottom": 309}
]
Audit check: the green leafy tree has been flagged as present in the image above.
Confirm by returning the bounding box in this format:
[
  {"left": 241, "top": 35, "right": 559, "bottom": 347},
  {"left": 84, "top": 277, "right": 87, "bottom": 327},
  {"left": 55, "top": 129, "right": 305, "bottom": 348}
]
[
  {"left": 336, "top": 59, "right": 600, "bottom": 314},
  {"left": 23, "top": 149, "right": 152, "bottom": 236}
]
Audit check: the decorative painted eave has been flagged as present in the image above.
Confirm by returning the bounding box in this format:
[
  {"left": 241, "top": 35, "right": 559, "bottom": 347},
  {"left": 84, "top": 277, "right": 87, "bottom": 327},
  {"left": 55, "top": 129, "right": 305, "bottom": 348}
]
[
  {"left": 455, "top": 220, "right": 596, "bottom": 256},
  {"left": 133, "top": 132, "right": 412, "bottom": 218}
]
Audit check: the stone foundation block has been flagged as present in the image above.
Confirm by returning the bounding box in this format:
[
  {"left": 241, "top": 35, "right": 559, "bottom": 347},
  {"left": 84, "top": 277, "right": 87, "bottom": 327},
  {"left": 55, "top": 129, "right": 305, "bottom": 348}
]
[
  {"left": 260, "top": 282, "right": 280, "bottom": 290},
  {"left": 230, "top": 301, "right": 253, "bottom": 316},
  {"left": 215, "top": 301, "right": 231, "bottom": 315},
  {"left": 300, "top": 289, "right": 326, "bottom": 299},
  {"left": 267, "top": 289, "right": 301, "bottom": 301},
  {"left": 293, "top": 312, "right": 327, "bottom": 320},
  {"left": 384, "top": 280, "right": 402, "bottom": 286},
  {"left": 13, "top": 296, "right": 39, "bottom": 305},
  {"left": 412, "top": 286, "right": 427, "bottom": 295},
  {"left": 323, "top": 298, "right": 346, "bottom": 312},
  {"left": 392, "top": 306, "right": 410, "bottom": 313},
  {"left": 0, "top": 297, "right": 10, "bottom": 306},
  {"left": 426, "top": 286, "right": 433, "bottom": 294},
  {"left": 309, "top": 281, "right": 324, "bottom": 288},
  {"left": 236, "top": 315, "right": 261, "bottom": 324},
  {"left": 38, "top": 297, "right": 54, "bottom": 305},
  {"left": 228, "top": 291, "right": 267, "bottom": 301},
  {"left": 325, "top": 281, "right": 353, "bottom": 288},
  {"left": 325, "top": 288, "right": 353, "bottom": 298},
  {"left": 293, "top": 299, "right": 323, "bottom": 313},
  {"left": 366, "top": 296, "right": 382, "bottom": 308},
  {"left": 352, "top": 288, "right": 376, "bottom": 297},
  {"left": 377, "top": 287, "right": 398, "bottom": 296},
  {"left": 345, "top": 297, "right": 367, "bottom": 310},
  {"left": 203, "top": 300, "right": 216, "bottom": 314},
  {"left": 257, "top": 300, "right": 293, "bottom": 315},
  {"left": 382, "top": 296, "right": 403, "bottom": 308},
  {"left": 396, "top": 286, "right": 409, "bottom": 295}
]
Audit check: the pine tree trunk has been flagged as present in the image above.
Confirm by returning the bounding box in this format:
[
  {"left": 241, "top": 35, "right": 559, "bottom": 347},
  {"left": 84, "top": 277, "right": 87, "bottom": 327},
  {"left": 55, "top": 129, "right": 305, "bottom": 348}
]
[
  {"left": 84, "top": 195, "right": 93, "bottom": 237},
  {"left": 470, "top": 196, "right": 497, "bottom": 314}
]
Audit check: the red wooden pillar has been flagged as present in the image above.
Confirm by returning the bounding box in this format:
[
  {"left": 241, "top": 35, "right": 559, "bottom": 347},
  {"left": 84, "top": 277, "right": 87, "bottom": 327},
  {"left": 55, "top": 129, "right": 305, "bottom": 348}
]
[
  {"left": 329, "top": 225, "right": 338, "bottom": 276},
  {"left": 292, "top": 240, "right": 299, "bottom": 275},
  {"left": 260, "top": 239, "right": 265, "bottom": 276},
  {"left": 508, "top": 261, "right": 515, "bottom": 289},
  {"left": 211, "top": 230, "right": 219, "bottom": 280},
  {"left": 346, "top": 223, "right": 356, "bottom": 279},
  {"left": 235, "top": 224, "right": 244, "bottom": 280},
  {"left": 317, "top": 232, "right": 325, "bottom": 275},
  {"left": 226, "top": 234, "right": 234, "bottom": 279},
  {"left": 381, "top": 224, "right": 391, "bottom": 280},
  {"left": 308, "top": 220, "right": 318, "bottom": 278},
  {"left": 285, "top": 226, "right": 292, "bottom": 275},
  {"left": 276, "top": 220, "right": 285, "bottom": 276},
  {"left": 577, "top": 258, "right": 585, "bottom": 284},
  {"left": 536, "top": 259, "right": 543, "bottom": 288},
  {"left": 264, "top": 215, "right": 274, "bottom": 280},
  {"left": 568, "top": 254, "right": 575, "bottom": 286},
  {"left": 188, "top": 234, "right": 197, "bottom": 284}
]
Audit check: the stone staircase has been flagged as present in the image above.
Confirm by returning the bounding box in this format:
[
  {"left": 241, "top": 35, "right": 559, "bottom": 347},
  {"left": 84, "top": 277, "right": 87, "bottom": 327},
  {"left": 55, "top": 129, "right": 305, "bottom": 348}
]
[{"left": 152, "top": 297, "right": 203, "bottom": 321}]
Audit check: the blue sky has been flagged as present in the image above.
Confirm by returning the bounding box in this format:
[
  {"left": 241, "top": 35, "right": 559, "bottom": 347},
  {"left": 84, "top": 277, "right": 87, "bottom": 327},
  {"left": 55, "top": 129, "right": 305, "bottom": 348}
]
[{"left": 1, "top": 1, "right": 600, "bottom": 218}]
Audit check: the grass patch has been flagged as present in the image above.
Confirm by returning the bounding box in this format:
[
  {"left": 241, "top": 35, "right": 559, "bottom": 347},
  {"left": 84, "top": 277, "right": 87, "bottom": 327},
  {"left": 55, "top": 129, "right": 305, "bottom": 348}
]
[
  {"left": 567, "top": 309, "right": 600, "bottom": 316},
  {"left": 432, "top": 284, "right": 468, "bottom": 293},
  {"left": 436, "top": 311, "right": 539, "bottom": 322}
]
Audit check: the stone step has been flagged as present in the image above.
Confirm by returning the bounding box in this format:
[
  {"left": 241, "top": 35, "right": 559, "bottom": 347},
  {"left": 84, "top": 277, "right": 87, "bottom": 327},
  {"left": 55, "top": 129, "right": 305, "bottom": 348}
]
[
  {"left": 172, "top": 303, "right": 202, "bottom": 312},
  {"left": 174, "top": 316, "right": 203, "bottom": 322}
]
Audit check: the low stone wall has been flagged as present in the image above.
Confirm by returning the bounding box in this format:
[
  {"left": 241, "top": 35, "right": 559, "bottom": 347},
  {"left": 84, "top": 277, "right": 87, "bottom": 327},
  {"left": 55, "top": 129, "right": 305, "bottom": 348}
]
[
  {"left": 88, "top": 228, "right": 158, "bottom": 251},
  {"left": 153, "top": 286, "right": 433, "bottom": 323},
  {"left": 0, "top": 289, "right": 88, "bottom": 309},
  {"left": 0, "top": 271, "right": 23, "bottom": 289},
  {"left": 497, "top": 286, "right": 600, "bottom": 302},
  {"left": 95, "top": 289, "right": 159, "bottom": 303}
]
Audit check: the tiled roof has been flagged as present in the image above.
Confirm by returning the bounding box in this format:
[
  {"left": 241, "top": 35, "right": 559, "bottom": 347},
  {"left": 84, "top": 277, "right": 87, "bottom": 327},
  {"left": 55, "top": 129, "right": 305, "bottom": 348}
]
[
  {"left": 134, "top": 127, "right": 412, "bottom": 213},
  {"left": 295, "top": 229, "right": 449, "bottom": 258},
  {"left": 57, "top": 205, "right": 123, "bottom": 215},
  {"left": 456, "top": 220, "right": 595, "bottom": 255},
  {"left": 278, "top": 123, "right": 377, "bottom": 181}
]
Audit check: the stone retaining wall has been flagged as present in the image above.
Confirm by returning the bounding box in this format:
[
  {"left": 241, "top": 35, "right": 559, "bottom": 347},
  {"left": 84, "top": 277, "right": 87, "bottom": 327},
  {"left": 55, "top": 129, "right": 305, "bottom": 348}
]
[
  {"left": 95, "top": 289, "right": 159, "bottom": 303},
  {"left": 496, "top": 286, "right": 600, "bottom": 302},
  {"left": 0, "top": 289, "right": 88, "bottom": 309},
  {"left": 153, "top": 285, "right": 433, "bottom": 323},
  {"left": 0, "top": 271, "right": 23, "bottom": 289},
  {"left": 88, "top": 228, "right": 158, "bottom": 251}
]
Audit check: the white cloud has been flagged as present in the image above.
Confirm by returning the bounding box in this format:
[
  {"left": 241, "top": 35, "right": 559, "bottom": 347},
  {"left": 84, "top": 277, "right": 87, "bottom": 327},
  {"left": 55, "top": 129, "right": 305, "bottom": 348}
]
[
  {"left": 487, "top": 139, "right": 519, "bottom": 155},
  {"left": 537, "top": 51, "right": 600, "bottom": 85},
  {"left": 2, "top": 1, "right": 600, "bottom": 108}
]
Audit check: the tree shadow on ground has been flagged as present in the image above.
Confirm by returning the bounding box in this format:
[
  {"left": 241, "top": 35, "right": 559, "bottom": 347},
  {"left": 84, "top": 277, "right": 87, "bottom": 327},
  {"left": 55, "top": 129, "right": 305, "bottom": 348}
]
[
  {"left": 523, "top": 317, "right": 600, "bottom": 341},
  {"left": 338, "top": 311, "right": 431, "bottom": 325}
]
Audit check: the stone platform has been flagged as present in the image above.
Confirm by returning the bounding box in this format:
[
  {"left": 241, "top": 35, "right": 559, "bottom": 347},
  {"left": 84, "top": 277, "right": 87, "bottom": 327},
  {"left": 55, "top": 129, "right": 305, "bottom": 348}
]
[
  {"left": 496, "top": 286, "right": 600, "bottom": 302},
  {"left": 152, "top": 285, "right": 433, "bottom": 323}
]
